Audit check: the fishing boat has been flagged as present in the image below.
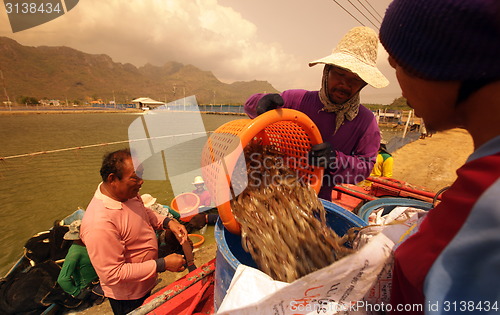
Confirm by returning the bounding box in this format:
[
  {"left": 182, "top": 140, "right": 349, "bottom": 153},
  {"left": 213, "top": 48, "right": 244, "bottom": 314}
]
[
  {"left": 0, "top": 209, "right": 86, "bottom": 315},
  {"left": 0, "top": 207, "right": 213, "bottom": 315},
  {"left": 0, "top": 207, "right": 214, "bottom": 315}
]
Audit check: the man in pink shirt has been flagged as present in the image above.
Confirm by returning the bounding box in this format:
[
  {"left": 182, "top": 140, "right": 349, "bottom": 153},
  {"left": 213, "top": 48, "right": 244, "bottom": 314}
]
[{"left": 81, "top": 149, "right": 188, "bottom": 315}]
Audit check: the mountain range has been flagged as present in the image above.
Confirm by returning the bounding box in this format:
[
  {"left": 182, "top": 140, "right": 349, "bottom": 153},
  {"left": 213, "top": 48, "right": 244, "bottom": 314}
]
[{"left": 0, "top": 37, "right": 279, "bottom": 105}]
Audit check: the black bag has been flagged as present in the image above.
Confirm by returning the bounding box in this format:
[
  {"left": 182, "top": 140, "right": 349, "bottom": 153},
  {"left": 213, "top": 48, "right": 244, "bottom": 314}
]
[
  {"left": 0, "top": 221, "right": 73, "bottom": 314},
  {"left": 0, "top": 260, "right": 61, "bottom": 314},
  {"left": 24, "top": 222, "right": 71, "bottom": 264}
]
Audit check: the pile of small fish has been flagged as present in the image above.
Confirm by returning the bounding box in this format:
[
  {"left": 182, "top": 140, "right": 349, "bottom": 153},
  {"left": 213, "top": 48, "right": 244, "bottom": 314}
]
[{"left": 230, "top": 143, "right": 354, "bottom": 282}]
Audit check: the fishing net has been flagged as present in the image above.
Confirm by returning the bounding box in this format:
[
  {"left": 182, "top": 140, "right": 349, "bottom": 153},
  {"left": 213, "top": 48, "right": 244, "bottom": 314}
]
[{"left": 230, "top": 143, "right": 356, "bottom": 282}]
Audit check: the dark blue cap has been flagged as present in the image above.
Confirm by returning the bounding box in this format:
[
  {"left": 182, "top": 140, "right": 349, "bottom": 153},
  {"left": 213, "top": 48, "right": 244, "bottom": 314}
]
[{"left": 380, "top": 0, "right": 500, "bottom": 81}]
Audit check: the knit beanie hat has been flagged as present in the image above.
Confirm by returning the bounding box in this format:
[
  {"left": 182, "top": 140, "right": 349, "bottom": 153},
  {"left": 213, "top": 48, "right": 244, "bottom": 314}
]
[{"left": 379, "top": 0, "right": 500, "bottom": 82}]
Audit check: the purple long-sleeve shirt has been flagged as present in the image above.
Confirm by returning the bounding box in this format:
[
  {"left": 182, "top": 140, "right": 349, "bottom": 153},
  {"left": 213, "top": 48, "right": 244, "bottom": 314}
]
[{"left": 245, "top": 89, "right": 380, "bottom": 200}]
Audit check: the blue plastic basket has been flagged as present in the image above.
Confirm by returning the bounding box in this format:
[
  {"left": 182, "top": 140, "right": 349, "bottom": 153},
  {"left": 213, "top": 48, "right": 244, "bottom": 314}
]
[{"left": 357, "top": 197, "right": 433, "bottom": 222}]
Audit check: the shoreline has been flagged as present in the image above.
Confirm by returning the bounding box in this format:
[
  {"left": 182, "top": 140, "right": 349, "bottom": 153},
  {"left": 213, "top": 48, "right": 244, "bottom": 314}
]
[
  {"left": 0, "top": 108, "right": 142, "bottom": 115},
  {"left": 0, "top": 108, "right": 246, "bottom": 116}
]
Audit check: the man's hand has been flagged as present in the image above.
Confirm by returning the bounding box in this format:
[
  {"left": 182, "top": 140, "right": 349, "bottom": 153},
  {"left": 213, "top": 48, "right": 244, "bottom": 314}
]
[
  {"left": 164, "top": 253, "right": 186, "bottom": 272},
  {"left": 168, "top": 220, "right": 188, "bottom": 245},
  {"left": 308, "top": 142, "right": 336, "bottom": 168},
  {"left": 256, "top": 93, "right": 284, "bottom": 115}
]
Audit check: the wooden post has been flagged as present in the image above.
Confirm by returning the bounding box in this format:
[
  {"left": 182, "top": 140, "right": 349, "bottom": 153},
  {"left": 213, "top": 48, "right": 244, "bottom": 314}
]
[
  {"left": 402, "top": 110, "right": 413, "bottom": 138},
  {"left": 0, "top": 69, "right": 11, "bottom": 110}
]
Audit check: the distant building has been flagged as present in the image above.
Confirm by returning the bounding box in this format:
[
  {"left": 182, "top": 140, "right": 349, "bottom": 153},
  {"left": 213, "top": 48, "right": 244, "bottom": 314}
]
[
  {"left": 131, "top": 97, "right": 165, "bottom": 109},
  {"left": 90, "top": 99, "right": 104, "bottom": 105},
  {"left": 375, "top": 109, "right": 402, "bottom": 123},
  {"left": 39, "top": 99, "right": 61, "bottom": 106}
]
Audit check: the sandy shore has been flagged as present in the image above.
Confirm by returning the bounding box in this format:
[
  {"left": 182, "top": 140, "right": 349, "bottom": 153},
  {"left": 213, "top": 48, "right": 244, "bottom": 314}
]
[{"left": 391, "top": 128, "right": 474, "bottom": 192}]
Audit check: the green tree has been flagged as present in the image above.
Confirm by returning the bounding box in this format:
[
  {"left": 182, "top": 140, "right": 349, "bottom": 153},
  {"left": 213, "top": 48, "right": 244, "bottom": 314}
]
[
  {"left": 389, "top": 96, "right": 410, "bottom": 109},
  {"left": 16, "top": 96, "right": 39, "bottom": 105},
  {"left": 364, "top": 97, "right": 410, "bottom": 111}
]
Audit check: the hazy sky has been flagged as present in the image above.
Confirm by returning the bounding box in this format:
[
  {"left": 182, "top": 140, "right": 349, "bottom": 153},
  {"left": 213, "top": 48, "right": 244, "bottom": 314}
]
[{"left": 0, "top": 0, "right": 401, "bottom": 104}]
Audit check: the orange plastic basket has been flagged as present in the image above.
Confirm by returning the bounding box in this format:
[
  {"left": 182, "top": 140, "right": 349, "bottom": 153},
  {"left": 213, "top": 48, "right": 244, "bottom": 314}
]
[
  {"left": 201, "top": 108, "right": 324, "bottom": 234},
  {"left": 188, "top": 234, "right": 205, "bottom": 248},
  {"left": 170, "top": 192, "right": 200, "bottom": 222}
]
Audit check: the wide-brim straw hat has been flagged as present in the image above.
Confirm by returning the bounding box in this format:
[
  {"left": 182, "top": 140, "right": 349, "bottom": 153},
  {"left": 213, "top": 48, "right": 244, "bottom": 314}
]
[
  {"left": 141, "top": 194, "right": 157, "bottom": 208},
  {"left": 64, "top": 220, "right": 81, "bottom": 241},
  {"left": 309, "top": 26, "right": 389, "bottom": 89},
  {"left": 192, "top": 176, "right": 205, "bottom": 185}
]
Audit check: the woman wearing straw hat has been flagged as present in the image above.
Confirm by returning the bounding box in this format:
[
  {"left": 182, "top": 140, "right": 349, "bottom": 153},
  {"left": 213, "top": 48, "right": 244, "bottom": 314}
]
[
  {"left": 379, "top": 0, "right": 500, "bottom": 312},
  {"left": 245, "top": 26, "right": 388, "bottom": 201}
]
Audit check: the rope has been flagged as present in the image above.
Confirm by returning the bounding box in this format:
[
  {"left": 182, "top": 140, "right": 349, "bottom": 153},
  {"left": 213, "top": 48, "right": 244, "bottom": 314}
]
[
  {"left": 0, "top": 132, "right": 212, "bottom": 161},
  {"left": 356, "top": 0, "right": 382, "bottom": 24},
  {"left": 331, "top": 0, "right": 366, "bottom": 26},
  {"left": 346, "top": 0, "right": 380, "bottom": 30}
]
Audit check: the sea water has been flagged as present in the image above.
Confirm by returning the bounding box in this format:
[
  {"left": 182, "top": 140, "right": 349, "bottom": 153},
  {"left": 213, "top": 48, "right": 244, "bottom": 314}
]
[{"left": 0, "top": 112, "right": 240, "bottom": 274}]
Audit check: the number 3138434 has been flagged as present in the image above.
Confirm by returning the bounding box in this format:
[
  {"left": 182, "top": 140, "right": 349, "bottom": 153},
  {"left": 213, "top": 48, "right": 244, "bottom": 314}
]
[{"left": 5, "top": 2, "right": 62, "bottom": 14}]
